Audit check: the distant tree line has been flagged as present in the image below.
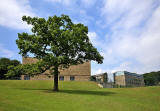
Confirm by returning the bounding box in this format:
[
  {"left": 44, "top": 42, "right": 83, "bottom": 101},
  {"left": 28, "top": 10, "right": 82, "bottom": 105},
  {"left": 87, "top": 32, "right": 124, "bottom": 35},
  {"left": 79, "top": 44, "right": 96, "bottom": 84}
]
[
  {"left": 0, "top": 57, "right": 53, "bottom": 80},
  {"left": 143, "top": 71, "right": 160, "bottom": 86},
  {"left": 0, "top": 58, "right": 21, "bottom": 79}
]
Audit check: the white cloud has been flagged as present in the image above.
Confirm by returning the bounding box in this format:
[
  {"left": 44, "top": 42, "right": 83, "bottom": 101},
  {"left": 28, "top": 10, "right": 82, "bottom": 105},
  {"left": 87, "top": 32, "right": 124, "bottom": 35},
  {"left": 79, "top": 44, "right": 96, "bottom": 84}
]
[
  {"left": 87, "top": 31, "right": 105, "bottom": 50},
  {"left": 0, "top": 0, "right": 36, "bottom": 29},
  {"left": 100, "top": 0, "right": 160, "bottom": 73},
  {"left": 46, "top": 0, "right": 96, "bottom": 7},
  {"left": 94, "top": 69, "right": 103, "bottom": 74},
  {"left": 91, "top": 68, "right": 114, "bottom": 81},
  {"left": 101, "top": 0, "right": 154, "bottom": 27},
  {"left": 45, "top": 0, "right": 74, "bottom": 6},
  {"left": 81, "top": 0, "right": 96, "bottom": 7},
  {"left": 77, "top": 10, "right": 94, "bottom": 25},
  {"left": 45, "top": 0, "right": 95, "bottom": 26},
  {"left": 0, "top": 44, "right": 14, "bottom": 58},
  {"left": 88, "top": 32, "right": 97, "bottom": 45}
]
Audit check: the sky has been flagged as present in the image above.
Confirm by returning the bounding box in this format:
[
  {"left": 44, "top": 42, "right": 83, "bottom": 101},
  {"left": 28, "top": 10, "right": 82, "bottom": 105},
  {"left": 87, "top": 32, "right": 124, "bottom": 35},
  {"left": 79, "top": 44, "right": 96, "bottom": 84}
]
[{"left": 0, "top": 0, "right": 160, "bottom": 78}]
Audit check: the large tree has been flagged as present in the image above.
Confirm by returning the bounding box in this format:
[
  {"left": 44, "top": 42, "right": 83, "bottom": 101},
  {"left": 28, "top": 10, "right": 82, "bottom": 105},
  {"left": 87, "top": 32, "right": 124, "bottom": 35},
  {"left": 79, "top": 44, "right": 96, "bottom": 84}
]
[{"left": 16, "top": 14, "right": 103, "bottom": 91}]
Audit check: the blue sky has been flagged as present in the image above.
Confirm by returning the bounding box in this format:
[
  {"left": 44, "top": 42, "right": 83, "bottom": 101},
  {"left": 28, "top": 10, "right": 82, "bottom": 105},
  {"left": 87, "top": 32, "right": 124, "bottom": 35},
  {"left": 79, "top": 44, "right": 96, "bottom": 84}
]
[{"left": 0, "top": 0, "right": 160, "bottom": 77}]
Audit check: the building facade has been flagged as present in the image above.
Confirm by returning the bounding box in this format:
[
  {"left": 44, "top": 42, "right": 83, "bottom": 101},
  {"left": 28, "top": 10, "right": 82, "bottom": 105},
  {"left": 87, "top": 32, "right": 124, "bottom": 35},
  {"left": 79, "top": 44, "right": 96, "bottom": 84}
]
[
  {"left": 92, "top": 73, "right": 108, "bottom": 83},
  {"left": 21, "top": 57, "right": 91, "bottom": 81},
  {"left": 113, "top": 71, "right": 145, "bottom": 87}
]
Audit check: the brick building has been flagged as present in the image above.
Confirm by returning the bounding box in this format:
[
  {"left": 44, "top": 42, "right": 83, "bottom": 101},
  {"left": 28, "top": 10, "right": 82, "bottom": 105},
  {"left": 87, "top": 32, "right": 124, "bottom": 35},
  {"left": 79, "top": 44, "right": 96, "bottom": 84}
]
[
  {"left": 21, "top": 57, "right": 91, "bottom": 81},
  {"left": 113, "top": 71, "right": 145, "bottom": 87}
]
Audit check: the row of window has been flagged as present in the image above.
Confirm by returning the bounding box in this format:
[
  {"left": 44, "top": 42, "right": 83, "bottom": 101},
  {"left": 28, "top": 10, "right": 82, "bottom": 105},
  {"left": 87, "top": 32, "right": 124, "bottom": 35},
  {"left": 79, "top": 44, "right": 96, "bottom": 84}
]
[
  {"left": 126, "top": 79, "right": 143, "bottom": 84},
  {"left": 23, "top": 75, "right": 75, "bottom": 81},
  {"left": 59, "top": 76, "right": 75, "bottom": 81}
]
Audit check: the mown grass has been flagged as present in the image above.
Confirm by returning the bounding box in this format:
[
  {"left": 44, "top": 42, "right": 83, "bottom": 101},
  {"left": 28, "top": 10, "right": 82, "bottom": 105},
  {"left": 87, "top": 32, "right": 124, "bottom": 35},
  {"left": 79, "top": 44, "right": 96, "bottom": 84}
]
[{"left": 0, "top": 80, "right": 160, "bottom": 111}]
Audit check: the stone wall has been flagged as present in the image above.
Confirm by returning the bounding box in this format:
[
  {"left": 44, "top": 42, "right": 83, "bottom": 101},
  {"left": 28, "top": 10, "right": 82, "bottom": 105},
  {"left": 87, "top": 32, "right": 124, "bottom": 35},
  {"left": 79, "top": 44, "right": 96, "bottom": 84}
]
[
  {"left": 22, "top": 57, "right": 39, "bottom": 64},
  {"left": 114, "top": 75, "right": 126, "bottom": 86},
  {"left": 21, "top": 57, "right": 91, "bottom": 81}
]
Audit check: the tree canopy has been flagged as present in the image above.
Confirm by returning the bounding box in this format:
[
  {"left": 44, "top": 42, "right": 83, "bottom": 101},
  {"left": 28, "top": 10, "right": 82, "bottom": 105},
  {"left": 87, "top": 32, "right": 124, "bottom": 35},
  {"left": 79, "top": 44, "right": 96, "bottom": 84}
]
[
  {"left": 0, "top": 58, "right": 20, "bottom": 79},
  {"left": 6, "top": 60, "right": 50, "bottom": 79},
  {"left": 16, "top": 14, "right": 103, "bottom": 91},
  {"left": 143, "top": 71, "right": 160, "bottom": 86}
]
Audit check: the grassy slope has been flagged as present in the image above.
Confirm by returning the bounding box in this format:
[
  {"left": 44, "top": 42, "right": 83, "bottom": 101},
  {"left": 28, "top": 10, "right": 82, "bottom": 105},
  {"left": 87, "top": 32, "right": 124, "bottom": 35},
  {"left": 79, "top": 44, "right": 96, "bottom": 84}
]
[{"left": 0, "top": 80, "right": 160, "bottom": 111}]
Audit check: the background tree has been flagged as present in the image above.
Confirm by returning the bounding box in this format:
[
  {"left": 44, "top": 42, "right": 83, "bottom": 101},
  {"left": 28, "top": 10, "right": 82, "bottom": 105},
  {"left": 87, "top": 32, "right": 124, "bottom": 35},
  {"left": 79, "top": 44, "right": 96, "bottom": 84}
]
[
  {"left": 6, "top": 60, "right": 50, "bottom": 79},
  {"left": 5, "top": 65, "right": 23, "bottom": 79},
  {"left": 143, "top": 71, "right": 160, "bottom": 86},
  {"left": 0, "top": 58, "right": 20, "bottom": 79},
  {"left": 16, "top": 14, "right": 103, "bottom": 91}
]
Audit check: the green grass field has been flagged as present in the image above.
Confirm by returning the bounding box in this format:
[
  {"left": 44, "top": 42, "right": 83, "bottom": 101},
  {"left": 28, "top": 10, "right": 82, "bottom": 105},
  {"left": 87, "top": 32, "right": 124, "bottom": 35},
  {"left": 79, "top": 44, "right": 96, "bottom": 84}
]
[{"left": 0, "top": 80, "right": 160, "bottom": 111}]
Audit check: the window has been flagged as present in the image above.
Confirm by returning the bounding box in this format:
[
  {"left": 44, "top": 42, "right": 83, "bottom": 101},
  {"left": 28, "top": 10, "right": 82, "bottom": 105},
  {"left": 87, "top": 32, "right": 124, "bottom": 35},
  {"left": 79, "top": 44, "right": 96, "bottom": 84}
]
[
  {"left": 24, "top": 75, "right": 30, "bottom": 80},
  {"left": 59, "top": 76, "right": 64, "bottom": 81},
  {"left": 70, "top": 76, "right": 75, "bottom": 81}
]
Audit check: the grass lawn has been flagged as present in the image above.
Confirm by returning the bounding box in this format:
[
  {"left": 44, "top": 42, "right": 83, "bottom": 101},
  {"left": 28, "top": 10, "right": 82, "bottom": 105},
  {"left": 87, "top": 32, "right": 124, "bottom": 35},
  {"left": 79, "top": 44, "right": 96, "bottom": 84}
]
[{"left": 0, "top": 80, "right": 160, "bottom": 111}]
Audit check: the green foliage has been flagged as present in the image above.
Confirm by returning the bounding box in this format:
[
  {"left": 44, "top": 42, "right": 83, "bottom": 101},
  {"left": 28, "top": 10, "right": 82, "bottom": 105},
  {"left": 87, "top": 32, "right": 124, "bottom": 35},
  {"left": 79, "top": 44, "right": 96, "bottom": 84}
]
[
  {"left": 5, "top": 60, "right": 50, "bottom": 78},
  {"left": 5, "top": 65, "right": 23, "bottom": 79},
  {"left": 10, "top": 60, "right": 20, "bottom": 66},
  {"left": 0, "top": 58, "right": 20, "bottom": 79},
  {"left": 143, "top": 71, "right": 160, "bottom": 86},
  {"left": 16, "top": 14, "right": 103, "bottom": 90},
  {"left": 16, "top": 14, "right": 103, "bottom": 68}
]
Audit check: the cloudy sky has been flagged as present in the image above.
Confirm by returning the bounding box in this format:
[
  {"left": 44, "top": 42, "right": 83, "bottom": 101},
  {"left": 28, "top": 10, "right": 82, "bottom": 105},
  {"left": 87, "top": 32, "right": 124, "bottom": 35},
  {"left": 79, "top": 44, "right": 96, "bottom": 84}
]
[{"left": 0, "top": 0, "right": 160, "bottom": 77}]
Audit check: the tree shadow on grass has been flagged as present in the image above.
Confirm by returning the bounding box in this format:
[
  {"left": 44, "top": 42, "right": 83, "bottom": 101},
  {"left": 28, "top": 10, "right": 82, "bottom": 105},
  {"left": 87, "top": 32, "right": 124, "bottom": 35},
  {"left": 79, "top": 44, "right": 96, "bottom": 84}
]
[
  {"left": 54, "top": 89, "right": 115, "bottom": 96},
  {"left": 18, "top": 88, "right": 115, "bottom": 96}
]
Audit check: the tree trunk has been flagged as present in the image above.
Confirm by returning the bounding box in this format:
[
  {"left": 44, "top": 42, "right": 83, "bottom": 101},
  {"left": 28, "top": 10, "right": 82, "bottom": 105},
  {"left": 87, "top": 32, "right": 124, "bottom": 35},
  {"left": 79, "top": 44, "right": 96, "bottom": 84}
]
[{"left": 53, "top": 65, "right": 59, "bottom": 91}]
